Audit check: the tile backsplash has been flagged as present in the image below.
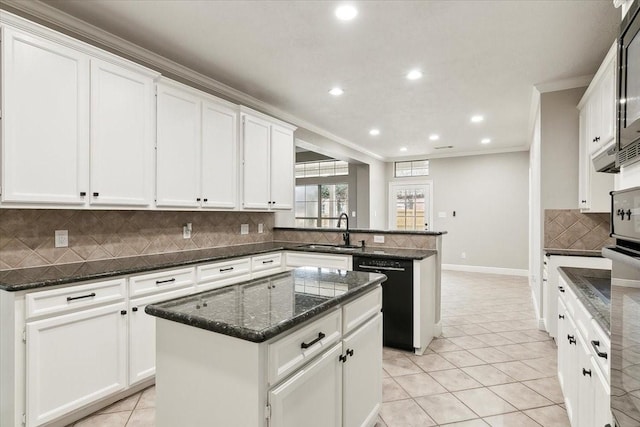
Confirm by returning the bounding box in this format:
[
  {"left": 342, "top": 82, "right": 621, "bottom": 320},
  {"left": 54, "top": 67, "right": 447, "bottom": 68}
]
[
  {"left": 0, "top": 209, "right": 274, "bottom": 270},
  {"left": 544, "top": 209, "right": 613, "bottom": 250}
]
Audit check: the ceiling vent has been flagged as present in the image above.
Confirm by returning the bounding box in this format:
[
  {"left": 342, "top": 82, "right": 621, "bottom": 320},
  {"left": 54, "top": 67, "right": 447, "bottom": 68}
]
[{"left": 434, "top": 145, "right": 454, "bottom": 150}]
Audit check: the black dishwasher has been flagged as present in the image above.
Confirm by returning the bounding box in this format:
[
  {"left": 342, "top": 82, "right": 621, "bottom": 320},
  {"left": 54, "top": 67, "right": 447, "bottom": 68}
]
[{"left": 353, "top": 256, "right": 414, "bottom": 351}]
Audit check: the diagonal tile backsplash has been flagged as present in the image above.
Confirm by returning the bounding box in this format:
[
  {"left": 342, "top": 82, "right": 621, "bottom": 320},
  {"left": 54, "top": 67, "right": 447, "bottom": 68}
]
[
  {"left": 544, "top": 209, "right": 613, "bottom": 250},
  {"left": 0, "top": 209, "right": 274, "bottom": 270}
]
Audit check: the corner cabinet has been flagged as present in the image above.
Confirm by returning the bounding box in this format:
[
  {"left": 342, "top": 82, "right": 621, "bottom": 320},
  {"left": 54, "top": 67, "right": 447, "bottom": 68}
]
[
  {"left": 241, "top": 108, "right": 296, "bottom": 211},
  {"left": 577, "top": 41, "right": 616, "bottom": 213},
  {"left": 0, "top": 21, "right": 159, "bottom": 208}
]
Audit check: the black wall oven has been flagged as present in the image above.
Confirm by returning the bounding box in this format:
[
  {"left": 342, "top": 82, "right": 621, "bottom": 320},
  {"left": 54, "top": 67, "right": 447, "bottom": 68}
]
[
  {"left": 606, "top": 187, "right": 640, "bottom": 426},
  {"left": 618, "top": 0, "right": 640, "bottom": 167}
]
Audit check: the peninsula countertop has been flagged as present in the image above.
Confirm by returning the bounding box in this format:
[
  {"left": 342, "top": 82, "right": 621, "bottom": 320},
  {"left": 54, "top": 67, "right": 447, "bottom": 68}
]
[
  {"left": 145, "top": 267, "right": 386, "bottom": 342},
  {"left": 558, "top": 266, "right": 611, "bottom": 333},
  {"left": 0, "top": 241, "right": 436, "bottom": 292}
]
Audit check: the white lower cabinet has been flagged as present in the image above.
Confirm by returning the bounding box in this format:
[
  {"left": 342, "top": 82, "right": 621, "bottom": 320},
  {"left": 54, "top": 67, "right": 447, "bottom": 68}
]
[
  {"left": 128, "top": 287, "right": 192, "bottom": 385},
  {"left": 285, "top": 252, "right": 352, "bottom": 270},
  {"left": 556, "top": 276, "right": 612, "bottom": 427},
  {"left": 269, "top": 343, "right": 343, "bottom": 427},
  {"left": 26, "top": 302, "right": 128, "bottom": 427}
]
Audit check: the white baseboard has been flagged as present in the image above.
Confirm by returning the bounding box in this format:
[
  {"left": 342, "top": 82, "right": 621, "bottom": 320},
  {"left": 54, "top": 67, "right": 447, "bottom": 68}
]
[{"left": 442, "top": 264, "right": 529, "bottom": 277}]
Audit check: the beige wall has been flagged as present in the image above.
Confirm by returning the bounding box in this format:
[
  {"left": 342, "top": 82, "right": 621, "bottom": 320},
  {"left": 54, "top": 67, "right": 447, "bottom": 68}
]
[
  {"left": 387, "top": 151, "right": 530, "bottom": 270},
  {"left": 0, "top": 210, "right": 273, "bottom": 270}
]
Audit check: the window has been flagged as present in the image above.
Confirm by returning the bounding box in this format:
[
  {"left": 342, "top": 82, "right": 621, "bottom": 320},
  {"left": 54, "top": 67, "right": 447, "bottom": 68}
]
[
  {"left": 394, "top": 160, "right": 429, "bottom": 177},
  {"left": 295, "top": 184, "right": 349, "bottom": 228},
  {"left": 295, "top": 160, "right": 349, "bottom": 178}
]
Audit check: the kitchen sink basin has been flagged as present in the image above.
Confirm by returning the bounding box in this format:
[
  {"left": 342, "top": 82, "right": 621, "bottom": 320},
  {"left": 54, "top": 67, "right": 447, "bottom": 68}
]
[{"left": 300, "top": 244, "right": 362, "bottom": 252}]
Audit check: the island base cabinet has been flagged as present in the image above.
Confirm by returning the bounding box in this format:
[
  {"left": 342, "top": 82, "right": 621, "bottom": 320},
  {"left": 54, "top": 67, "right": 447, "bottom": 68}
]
[
  {"left": 269, "top": 343, "right": 343, "bottom": 427},
  {"left": 26, "top": 302, "right": 127, "bottom": 427},
  {"left": 343, "top": 313, "right": 382, "bottom": 427}
]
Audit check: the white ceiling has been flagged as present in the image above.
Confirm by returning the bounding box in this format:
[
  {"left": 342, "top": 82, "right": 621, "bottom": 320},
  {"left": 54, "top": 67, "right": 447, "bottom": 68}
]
[{"left": 40, "top": 0, "right": 620, "bottom": 160}]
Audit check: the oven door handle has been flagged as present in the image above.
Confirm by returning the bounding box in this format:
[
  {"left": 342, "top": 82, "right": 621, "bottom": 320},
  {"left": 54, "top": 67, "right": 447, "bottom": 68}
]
[{"left": 591, "top": 340, "right": 608, "bottom": 359}]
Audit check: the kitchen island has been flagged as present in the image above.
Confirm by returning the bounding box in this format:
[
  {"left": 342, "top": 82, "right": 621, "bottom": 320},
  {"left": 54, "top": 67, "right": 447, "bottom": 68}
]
[{"left": 146, "top": 267, "right": 386, "bottom": 427}]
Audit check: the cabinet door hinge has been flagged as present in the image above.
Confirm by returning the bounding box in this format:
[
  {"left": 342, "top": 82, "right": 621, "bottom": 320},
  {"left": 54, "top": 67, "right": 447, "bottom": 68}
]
[
  {"left": 22, "top": 328, "right": 26, "bottom": 343},
  {"left": 22, "top": 412, "right": 26, "bottom": 425},
  {"left": 264, "top": 403, "right": 271, "bottom": 420}
]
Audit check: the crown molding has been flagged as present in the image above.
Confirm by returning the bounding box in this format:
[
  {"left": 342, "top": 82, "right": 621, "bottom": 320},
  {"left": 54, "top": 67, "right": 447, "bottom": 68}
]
[
  {"left": 1, "top": 0, "right": 385, "bottom": 162},
  {"left": 394, "top": 145, "right": 530, "bottom": 161},
  {"left": 534, "top": 75, "right": 593, "bottom": 93}
]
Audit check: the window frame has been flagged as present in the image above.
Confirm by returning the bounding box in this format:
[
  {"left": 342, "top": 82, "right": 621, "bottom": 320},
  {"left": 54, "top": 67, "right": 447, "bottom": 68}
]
[
  {"left": 295, "top": 183, "right": 349, "bottom": 228},
  {"left": 394, "top": 159, "right": 430, "bottom": 178}
]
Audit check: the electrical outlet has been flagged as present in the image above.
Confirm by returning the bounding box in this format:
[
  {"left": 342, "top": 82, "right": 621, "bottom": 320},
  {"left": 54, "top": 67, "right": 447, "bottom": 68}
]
[
  {"left": 55, "top": 230, "right": 68, "bottom": 248},
  {"left": 183, "top": 223, "right": 192, "bottom": 239},
  {"left": 241, "top": 224, "right": 249, "bottom": 235},
  {"left": 351, "top": 211, "right": 356, "bottom": 217},
  {"left": 461, "top": 252, "right": 467, "bottom": 259},
  {"left": 438, "top": 211, "right": 447, "bottom": 218},
  {"left": 373, "top": 235, "right": 384, "bottom": 243},
  {"left": 258, "top": 223, "right": 264, "bottom": 234}
]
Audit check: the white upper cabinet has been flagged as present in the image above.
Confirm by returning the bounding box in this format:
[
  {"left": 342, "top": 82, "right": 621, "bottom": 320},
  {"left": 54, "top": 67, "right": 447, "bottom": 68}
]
[
  {"left": 156, "top": 81, "right": 202, "bottom": 208},
  {"left": 241, "top": 108, "right": 296, "bottom": 211},
  {"left": 242, "top": 114, "right": 272, "bottom": 209},
  {"left": 201, "top": 99, "right": 238, "bottom": 209},
  {"left": 1, "top": 26, "right": 90, "bottom": 205},
  {"left": 1, "top": 17, "right": 159, "bottom": 208},
  {"left": 156, "top": 78, "right": 239, "bottom": 209},
  {"left": 270, "top": 125, "right": 295, "bottom": 210},
  {"left": 90, "top": 59, "right": 156, "bottom": 207}
]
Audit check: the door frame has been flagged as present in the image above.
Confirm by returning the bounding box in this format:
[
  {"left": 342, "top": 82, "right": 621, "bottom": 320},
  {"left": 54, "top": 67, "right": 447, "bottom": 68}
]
[{"left": 387, "top": 180, "right": 434, "bottom": 231}]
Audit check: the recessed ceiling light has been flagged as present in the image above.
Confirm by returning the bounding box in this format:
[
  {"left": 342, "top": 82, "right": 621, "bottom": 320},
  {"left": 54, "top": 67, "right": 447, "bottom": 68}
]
[
  {"left": 400, "top": 147, "right": 408, "bottom": 152},
  {"left": 329, "top": 87, "right": 344, "bottom": 96},
  {"left": 471, "top": 115, "right": 484, "bottom": 123},
  {"left": 369, "top": 129, "right": 380, "bottom": 136},
  {"left": 481, "top": 138, "right": 491, "bottom": 144},
  {"left": 429, "top": 134, "right": 440, "bottom": 141},
  {"left": 406, "top": 70, "right": 423, "bottom": 80},
  {"left": 335, "top": 5, "right": 358, "bottom": 21}
]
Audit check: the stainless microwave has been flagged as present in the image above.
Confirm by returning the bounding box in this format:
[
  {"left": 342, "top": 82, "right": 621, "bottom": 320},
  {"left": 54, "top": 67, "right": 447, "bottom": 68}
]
[{"left": 618, "top": 0, "right": 640, "bottom": 167}]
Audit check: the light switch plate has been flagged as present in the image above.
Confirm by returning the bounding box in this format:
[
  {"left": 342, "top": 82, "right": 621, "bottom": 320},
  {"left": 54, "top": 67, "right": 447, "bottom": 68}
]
[
  {"left": 258, "top": 223, "right": 264, "bottom": 234},
  {"left": 241, "top": 224, "right": 249, "bottom": 235},
  {"left": 55, "top": 230, "right": 68, "bottom": 248},
  {"left": 373, "top": 235, "right": 384, "bottom": 243}
]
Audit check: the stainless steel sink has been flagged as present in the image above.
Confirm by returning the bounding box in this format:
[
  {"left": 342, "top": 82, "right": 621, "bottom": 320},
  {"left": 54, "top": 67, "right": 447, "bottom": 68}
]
[{"left": 301, "top": 244, "right": 362, "bottom": 252}]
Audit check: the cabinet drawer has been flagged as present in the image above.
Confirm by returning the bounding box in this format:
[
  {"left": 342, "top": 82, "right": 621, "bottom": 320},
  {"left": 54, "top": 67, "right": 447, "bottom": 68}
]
[
  {"left": 343, "top": 286, "right": 382, "bottom": 335},
  {"left": 285, "top": 252, "right": 351, "bottom": 270},
  {"left": 268, "top": 309, "right": 342, "bottom": 386},
  {"left": 26, "top": 279, "right": 126, "bottom": 319},
  {"left": 196, "top": 257, "right": 251, "bottom": 290},
  {"left": 129, "top": 267, "right": 195, "bottom": 298},
  {"left": 590, "top": 320, "right": 610, "bottom": 382},
  {"left": 252, "top": 253, "right": 282, "bottom": 274}
]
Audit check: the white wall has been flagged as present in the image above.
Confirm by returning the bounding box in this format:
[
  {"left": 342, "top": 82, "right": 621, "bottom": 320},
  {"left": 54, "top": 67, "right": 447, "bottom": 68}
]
[{"left": 387, "top": 151, "right": 530, "bottom": 272}]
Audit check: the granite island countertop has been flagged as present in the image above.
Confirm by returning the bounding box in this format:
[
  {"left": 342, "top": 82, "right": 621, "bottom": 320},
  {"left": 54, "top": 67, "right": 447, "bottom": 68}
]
[
  {"left": 558, "top": 266, "right": 611, "bottom": 333},
  {"left": 145, "top": 267, "right": 386, "bottom": 342},
  {"left": 0, "top": 241, "right": 436, "bottom": 292}
]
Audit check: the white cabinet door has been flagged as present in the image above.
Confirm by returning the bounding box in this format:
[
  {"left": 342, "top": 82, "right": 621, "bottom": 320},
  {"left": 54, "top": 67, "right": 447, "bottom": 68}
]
[
  {"left": 592, "top": 358, "right": 612, "bottom": 427},
  {"left": 269, "top": 343, "right": 342, "bottom": 427},
  {"left": 90, "top": 58, "right": 155, "bottom": 207},
  {"left": 156, "top": 83, "right": 201, "bottom": 207},
  {"left": 343, "top": 313, "right": 382, "bottom": 427},
  {"left": 26, "top": 302, "right": 127, "bottom": 427},
  {"left": 270, "top": 124, "right": 294, "bottom": 210},
  {"left": 557, "top": 298, "right": 569, "bottom": 393},
  {"left": 1, "top": 27, "right": 89, "bottom": 205},
  {"left": 578, "top": 107, "right": 590, "bottom": 211},
  {"left": 564, "top": 314, "right": 579, "bottom": 426},
  {"left": 129, "top": 288, "right": 191, "bottom": 385},
  {"left": 599, "top": 59, "right": 616, "bottom": 148},
  {"left": 577, "top": 335, "right": 595, "bottom": 427},
  {"left": 242, "top": 114, "right": 271, "bottom": 209},
  {"left": 201, "top": 99, "right": 238, "bottom": 209}
]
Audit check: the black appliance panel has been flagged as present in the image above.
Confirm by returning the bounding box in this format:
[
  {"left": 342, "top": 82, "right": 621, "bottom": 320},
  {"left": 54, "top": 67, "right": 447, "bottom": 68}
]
[{"left": 353, "top": 256, "right": 414, "bottom": 351}]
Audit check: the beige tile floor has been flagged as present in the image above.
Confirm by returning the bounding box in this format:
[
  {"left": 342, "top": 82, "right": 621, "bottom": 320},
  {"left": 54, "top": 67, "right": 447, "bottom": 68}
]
[{"left": 71, "top": 270, "right": 569, "bottom": 427}]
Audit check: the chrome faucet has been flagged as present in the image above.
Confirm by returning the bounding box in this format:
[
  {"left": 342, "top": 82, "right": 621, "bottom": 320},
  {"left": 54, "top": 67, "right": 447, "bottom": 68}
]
[{"left": 337, "top": 213, "right": 350, "bottom": 246}]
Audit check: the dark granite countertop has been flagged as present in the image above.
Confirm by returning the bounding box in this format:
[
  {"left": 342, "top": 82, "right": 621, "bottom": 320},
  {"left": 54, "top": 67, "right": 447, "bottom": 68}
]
[
  {"left": 145, "top": 267, "right": 386, "bottom": 342},
  {"left": 275, "top": 227, "right": 447, "bottom": 235},
  {"left": 544, "top": 248, "right": 605, "bottom": 258},
  {"left": 558, "top": 266, "right": 611, "bottom": 333},
  {"left": 0, "top": 241, "right": 435, "bottom": 292}
]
